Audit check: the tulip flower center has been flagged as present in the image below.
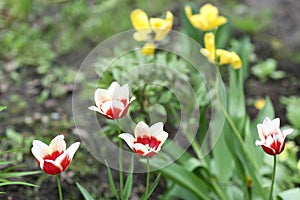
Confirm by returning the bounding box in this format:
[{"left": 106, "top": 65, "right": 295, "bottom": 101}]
[
  {"left": 135, "top": 136, "right": 161, "bottom": 150},
  {"left": 43, "top": 150, "right": 63, "bottom": 161}
]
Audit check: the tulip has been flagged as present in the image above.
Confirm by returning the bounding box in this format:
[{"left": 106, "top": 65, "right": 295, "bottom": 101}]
[
  {"left": 185, "top": 3, "right": 227, "bottom": 31},
  {"left": 88, "top": 81, "right": 135, "bottom": 119},
  {"left": 255, "top": 117, "right": 293, "bottom": 155},
  {"left": 119, "top": 121, "right": 168, "bottom": 157},
  {"left": 31, "top": 135, "right": 80, "bottom": 175},
  {"left": 131, "top": 9, "right": 173, "bottom": 55}
]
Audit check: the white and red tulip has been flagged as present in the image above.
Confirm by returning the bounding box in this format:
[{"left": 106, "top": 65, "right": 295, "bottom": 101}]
[
  {"left": 255, "top": 117, "right": 293, "bottom": 155},
  {"left": 119, "top": 121, "right": 168, "bottom": 157},
  {"left": 88, "top": 81, "right": 135, "bottom": 120},
  {"left": 31, "top": 135, "right": 80, "bottom": 175}
]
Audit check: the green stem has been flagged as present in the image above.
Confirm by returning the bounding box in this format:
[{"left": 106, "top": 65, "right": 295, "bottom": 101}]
[
  {"left": 56, "top": 174, "right": 63, "bottom": 200},
  {"left": 119, "top": 139, "right": 123, "bottom": 197},
  {"left": 145, "top": 158, "right": 150, "bottom": 200},
  {"left": 269, "top": 156, "right": 277, "bottom": 200}
]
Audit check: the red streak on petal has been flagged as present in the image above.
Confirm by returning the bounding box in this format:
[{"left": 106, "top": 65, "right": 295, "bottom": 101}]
[
  {"left": 60, "top": 155, "right": 71, "bottom": 171},
  {"left": 43, "top": 150, "right": 63, "bottom": 161},
  {"left": 42, "top": 160, "right": 62, "bottom": 175},
  {"left": 262, "top": 145, "right": 276, "bottom": 155},
  {"left": 133, "top": 148, "right": 145, "bottom": 156},
  {"left": 135, "top": 136, "right": 161, "bottom": 150},
  {"left": 120, "top": 99, "right": 127, "bottom": 106}
]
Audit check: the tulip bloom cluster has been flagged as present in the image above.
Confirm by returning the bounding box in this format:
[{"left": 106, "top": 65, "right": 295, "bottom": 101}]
[
  {"left": 89, "top": 81, "right": 169, "bottom": 157},
  {"left": 130, "top": 9, "right": 173, "bottom": 55},
  {"left": 185, "top": 4, "right": 242, "bottom": 69}
]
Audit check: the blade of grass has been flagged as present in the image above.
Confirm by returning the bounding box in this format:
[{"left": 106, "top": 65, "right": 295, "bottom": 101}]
[
  {"left": 76, "top": 182, "right": 95, "bottom": 200},
  {"left": 122, "top": 155, "right": 134, "bottom": 200},
  {"left": 105, "top": 160, "right": 119, "bottom": 200},
  {"left": 140, "top": 173, "right": 161, "bottom": 200}
]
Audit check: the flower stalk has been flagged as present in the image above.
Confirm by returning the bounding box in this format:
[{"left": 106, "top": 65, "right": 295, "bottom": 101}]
[
  {"left": 145, "top": 158, "right": 150, "bottom": 200},
  {"left": 269, "top": 155, "right": 277, "bottom": 200},
  {"left": 56, "top": 174, "right": 63, "bottom": 200},
  {"left": 119, "top": 138, "right": 124, "bottom": 196}
]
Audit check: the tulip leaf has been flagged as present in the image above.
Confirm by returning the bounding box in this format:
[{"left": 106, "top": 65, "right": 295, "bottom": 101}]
[
  {"left": 122, "top": 156, "right": 134, "bottom": 200},
  {"left": 0, "top": 106, "right": 6, "bottom": 112},
  {"left": 277, "top": 188, "right": 300, "bottom": 200},
  {"left": 76, "top": 182, "right": 95, "bottom": 200},
  {"left": 105, "top": 160, "right": 120, "bottom": 200},
  {"left": 0, "top": 171, "right": 41, "bottom": 179},
  {"left": 147, "top": 159, "right": 209, "bottom": 200},
  {"left": 140, "top": 173, "right": 161, "bottom": 200},
  {"left": 0, "top": 181, "right": 38, "bottom": 187},
  {"left": 212, "top": 123, "right": 233, "bottom": 183}
]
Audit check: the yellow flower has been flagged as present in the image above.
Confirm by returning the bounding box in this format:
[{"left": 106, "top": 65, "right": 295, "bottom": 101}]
[
  {"left": 200, "top": 32, "right": 215, "bottom": 63},
  {"left": 131, "top": 9, "right": 173, "bottom": 41},
  {"left": 254, "top": 99, "right": 266, "bottom": 110},
  {"left": 216, "top": 49, "right": 242, "bottom": 69},
  {"left": 150, "top": 11, "right": 173, "bottom": 41},
  {"left": 185, "top": 4, "right": 227, "bottom": 31},
  {"left": 141, "top": 42, "right": 155, "bottom": 55},
  {"left": 131, "top": 9, "right": 173, "bottom": 55}
]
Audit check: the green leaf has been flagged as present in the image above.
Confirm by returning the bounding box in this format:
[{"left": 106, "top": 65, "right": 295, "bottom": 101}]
[
  {"left": 141, "top": 173, "right": 161, "bottom": 200},
  {"left": 0, "top": 181, "right": 38, "bottom": 187},
  {"left": 0, "top": 106, "right": 6, "bottom": 112},
  {"left": 6, "top": 128, "right": 23, "bottom": 144},
  {"left": 212, "top": 126, "right": 233, "bottom": 183},
  {"left": 0, "top": 171, "right": 41, "bottom": 179},
  {"left": 105, "top": 160, "right": 119, "bottom": 200},
  {"left": 148, "top": 159, "right": 209, "bottom": 199},
  {"left": 122, "top": 156, "right": 134, "bottom": 200},
  {"left": 277, "top": 188, "right": 300, "bottom": 200},
  {"left": 76, "top": 182, "right": 95, "bottom": 200}
]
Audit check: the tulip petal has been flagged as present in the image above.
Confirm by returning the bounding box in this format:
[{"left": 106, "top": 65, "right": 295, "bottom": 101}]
[
  {"left": 135, "top": 121, "right": 150, "bottom": 138},
  {"left": 32, "top": 140, "right": 49, "bottom": 158},
  {"left": 132, "top": 143, "right": 151, "bottom": 156},
  {"left": 95, "top": 89, "right": 111, "bottom": 108},
  {"left": 133, "top": 31, "right": 148, "bottom": 41},
  {"left": 88, "top": 106, "right": 101, "bottom": 113},
  {"left": 154, "top": 131, "right": 168, "bottom": 148},
  {"left": 66, "top": 142, "right": 80, "bottom": 161},
  {"left": 119, "top": 133, "right": 135, "bottom": 149},
  {"left": 43, "top": 159, "right": 63, "bottom": 175},
  {"left": 282, "top": 128, "right": 294, "bottom": 138},
  {"left": 185, "top": 5, "right": 192, "bottom": 19},
  {"left": 130, "top": 9, "right": 151, "bottom": 33},
  {"left": 141, "top": 42, "right": 155, "bottom": 55},
  {"left": 49, "top": 135, "right": 66, "bottom": 154},
  {"left": 150, "top": 122, "right": 163, "bottom": 136}
]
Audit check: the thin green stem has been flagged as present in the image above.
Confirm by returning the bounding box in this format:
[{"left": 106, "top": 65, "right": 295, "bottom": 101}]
[
  {"left": 269, "top": 156, "right": 277, "bottom": 200},
  {"left": 56, "top": 174, "right": 63, "bottom": 200},
  {"left": 145, "top": 158, "right": 150, "bottom": 200},
  {"left": 119, "top": 139, "right": 123, "bottom": 197}
]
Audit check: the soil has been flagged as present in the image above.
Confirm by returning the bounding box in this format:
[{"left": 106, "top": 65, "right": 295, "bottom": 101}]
[{"left": 1, "top": 0, "right": 300, "bottom": 199}]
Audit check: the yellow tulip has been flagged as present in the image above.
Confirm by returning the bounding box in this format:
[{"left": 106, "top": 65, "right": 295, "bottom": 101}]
[
  {"left": 254, "top": 99, "right": 266, "bottom": 110},
  {"left": 151, "top": 11, "right": 173, "bottom": 41},
  {"left": 216, "top": 49, "right": 242, "bottom": 69},
  {"left": 130, "top": 9, "right": 173, "bottom": 56},
  {"left": 141, "top": 42, "right": 155, "bottom": 55},
  {"left": 200, "top": 32, "right": 215, "bottom": 63},
  {"left": 186, "top": 3, "right": 227, "bottom": 31},
  {"left": 130, "top": 9, "right": 151, "bottom": 34}
]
